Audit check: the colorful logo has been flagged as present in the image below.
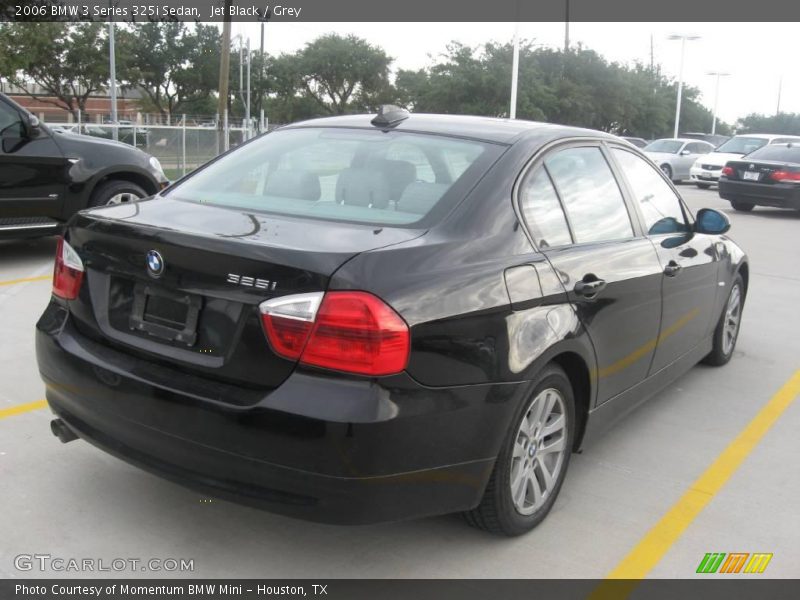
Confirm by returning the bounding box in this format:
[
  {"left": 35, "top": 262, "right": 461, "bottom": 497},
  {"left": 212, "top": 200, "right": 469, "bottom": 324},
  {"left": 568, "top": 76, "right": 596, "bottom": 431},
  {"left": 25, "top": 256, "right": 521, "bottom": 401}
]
[{"left": 696, "top": 552, "right": 773, "bottom": 574}]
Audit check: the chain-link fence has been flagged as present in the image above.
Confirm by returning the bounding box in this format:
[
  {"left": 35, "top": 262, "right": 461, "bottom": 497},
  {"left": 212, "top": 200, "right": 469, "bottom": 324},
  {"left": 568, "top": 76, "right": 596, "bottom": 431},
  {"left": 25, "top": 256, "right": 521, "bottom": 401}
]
[{"left": 43, "top": 117, "right": 285, "bottom": 181}]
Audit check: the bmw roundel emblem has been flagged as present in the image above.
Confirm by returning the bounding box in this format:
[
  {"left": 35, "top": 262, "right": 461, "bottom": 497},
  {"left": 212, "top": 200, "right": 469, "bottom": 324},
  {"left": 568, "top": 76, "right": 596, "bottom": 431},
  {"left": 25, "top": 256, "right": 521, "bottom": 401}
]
[{"left": 146, "top": 250, "right": 165, "bottom": 277}]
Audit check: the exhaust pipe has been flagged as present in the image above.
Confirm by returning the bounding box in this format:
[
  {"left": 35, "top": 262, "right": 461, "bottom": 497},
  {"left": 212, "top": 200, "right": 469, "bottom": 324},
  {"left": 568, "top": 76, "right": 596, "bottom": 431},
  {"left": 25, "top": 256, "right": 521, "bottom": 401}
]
[{"left": 50, "top": 418, "right": 78, "bottom": 444}]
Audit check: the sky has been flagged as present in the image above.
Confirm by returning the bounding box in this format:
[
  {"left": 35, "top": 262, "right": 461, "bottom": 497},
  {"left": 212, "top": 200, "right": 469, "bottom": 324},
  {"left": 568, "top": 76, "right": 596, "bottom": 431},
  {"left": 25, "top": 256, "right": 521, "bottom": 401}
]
[{"left": 231, "top": 21, "right": 797, "bottom": 125}]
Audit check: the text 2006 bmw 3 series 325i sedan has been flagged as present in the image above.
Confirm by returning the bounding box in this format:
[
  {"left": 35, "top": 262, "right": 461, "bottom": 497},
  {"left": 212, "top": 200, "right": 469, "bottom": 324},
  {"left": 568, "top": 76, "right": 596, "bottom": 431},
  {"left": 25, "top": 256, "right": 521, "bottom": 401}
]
[{"left": 36, "top": 107, "right": 748, "bottom": 536}]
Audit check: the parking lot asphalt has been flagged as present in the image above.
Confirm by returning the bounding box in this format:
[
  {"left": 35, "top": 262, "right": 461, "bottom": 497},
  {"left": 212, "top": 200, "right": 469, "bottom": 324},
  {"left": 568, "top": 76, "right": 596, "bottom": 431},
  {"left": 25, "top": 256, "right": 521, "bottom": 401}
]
[{"left": 1, "top": 186, "right": 798, "bottom": 580}]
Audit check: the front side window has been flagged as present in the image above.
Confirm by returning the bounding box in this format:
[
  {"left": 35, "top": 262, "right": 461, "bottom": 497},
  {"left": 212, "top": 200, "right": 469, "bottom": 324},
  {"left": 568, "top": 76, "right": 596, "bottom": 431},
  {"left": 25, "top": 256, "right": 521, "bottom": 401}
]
[
  {"left": 687, "top": 143, "right": 712, "bottom": 155},
  {"left": 0, "top": 102, "right": 24, "bottom": 139},
  {"left": 612, "top": 148, "right": 689, "bottom": 235},
  {"left": 167, "top": 128, "right": 499, "bottom": 227},
  {"left": 544, "top": 147, "right": 634, "bottom": 243},
  {"left": 518, "top": 167, "right": 572, "bottom": 249},
  {"left": 644, "top": 140, "right": 682, "bottom": 154}
]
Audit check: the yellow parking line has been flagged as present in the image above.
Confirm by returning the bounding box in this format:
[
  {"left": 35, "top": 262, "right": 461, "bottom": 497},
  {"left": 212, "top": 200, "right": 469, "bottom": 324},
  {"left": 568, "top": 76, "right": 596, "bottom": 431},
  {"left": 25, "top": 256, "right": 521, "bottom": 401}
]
[
  {"left": 0, "top": 274, "right": 51, "bottom": 287},
  {"left": 0, "top": 399, "right": 48, "bottom": 420},
  {"left": 596, "top": 368, "right": 800, "bottom": 588}
]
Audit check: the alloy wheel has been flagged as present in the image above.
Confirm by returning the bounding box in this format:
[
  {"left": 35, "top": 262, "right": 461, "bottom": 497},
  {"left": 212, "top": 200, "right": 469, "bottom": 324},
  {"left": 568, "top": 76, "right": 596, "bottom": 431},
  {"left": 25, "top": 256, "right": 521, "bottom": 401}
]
[
  {"left": 106, "top": 192, "right": 141, "bottom": 205},
  {"left": 509, "top": 388, "right": 568, "bottom": 515},
  {"left": 722, "top": 283, "right": 742, "bottom": 356}
]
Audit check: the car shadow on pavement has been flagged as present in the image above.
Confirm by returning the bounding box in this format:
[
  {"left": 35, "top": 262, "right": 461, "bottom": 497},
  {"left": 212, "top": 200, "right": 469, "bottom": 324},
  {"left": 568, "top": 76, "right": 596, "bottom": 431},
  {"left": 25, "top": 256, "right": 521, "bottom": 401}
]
[{"left": 727, "top": 207, "right": 800, "bottom": 220}]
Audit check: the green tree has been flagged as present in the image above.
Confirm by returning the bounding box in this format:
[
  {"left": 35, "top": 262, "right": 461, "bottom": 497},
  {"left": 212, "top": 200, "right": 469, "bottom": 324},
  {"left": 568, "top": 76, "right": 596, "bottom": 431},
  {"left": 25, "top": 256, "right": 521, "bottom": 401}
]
[
  {"left": 116, "top": 23, "right": 221, "bottom": 121},
  {"left": 735, "top": 112, "right": 800, "bottom": 135},
  {"left": 0, "top": 22, "right": 108, "bottom": 119},
  {"left": 289, "top": 33, "right": 393, "bottom": 115}
]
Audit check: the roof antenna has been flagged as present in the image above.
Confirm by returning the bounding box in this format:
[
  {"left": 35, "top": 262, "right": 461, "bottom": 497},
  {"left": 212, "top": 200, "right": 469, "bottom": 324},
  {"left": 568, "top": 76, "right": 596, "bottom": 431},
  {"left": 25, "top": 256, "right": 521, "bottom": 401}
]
[{"left": 371, "top": 105, "right": 410, "bottom": 128}]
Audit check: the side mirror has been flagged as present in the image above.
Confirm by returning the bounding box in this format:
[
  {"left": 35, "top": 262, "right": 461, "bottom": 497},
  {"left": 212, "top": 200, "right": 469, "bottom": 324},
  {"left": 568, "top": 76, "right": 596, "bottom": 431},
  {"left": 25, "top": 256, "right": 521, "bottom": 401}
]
[
  {"left": 695, "top": 208, "right": 730, "bottom": 235},
  {"left": 680, "top": 149, "right": 691, "bottom": 156},
  {"left": 21, "top": 112, "right": 41, "bottom": 138}
]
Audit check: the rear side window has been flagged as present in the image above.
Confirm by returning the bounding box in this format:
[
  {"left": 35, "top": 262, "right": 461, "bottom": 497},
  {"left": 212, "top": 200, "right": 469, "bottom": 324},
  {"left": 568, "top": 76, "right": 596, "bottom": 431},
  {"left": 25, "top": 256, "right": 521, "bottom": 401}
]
[
  {"left": 518, "top": 167, "right": 572, "bottom": 249},
  {"left": 544, "top": 147, "right": 634, "bottom": 243},
  {"left": 611, "top": 148, "right": 689, "bottom": 235},
  {"left": 168, "top": 128, "right": 498, "bottom": 227}
]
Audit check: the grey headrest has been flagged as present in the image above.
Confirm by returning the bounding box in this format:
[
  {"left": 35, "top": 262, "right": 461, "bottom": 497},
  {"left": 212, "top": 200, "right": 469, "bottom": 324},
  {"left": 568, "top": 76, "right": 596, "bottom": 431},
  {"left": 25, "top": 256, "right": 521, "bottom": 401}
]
[
  {"left": 371, "top": 159, "right": 417, "bottom": 200},
  {"left": 397, "top": 183, "right": 449, "bottom": 215},
  {"left": 335, "top": 168, "right": 390, "bottom": 209},
  {"left": 264, "top": 170, "right": 321, "bottom": 201}
]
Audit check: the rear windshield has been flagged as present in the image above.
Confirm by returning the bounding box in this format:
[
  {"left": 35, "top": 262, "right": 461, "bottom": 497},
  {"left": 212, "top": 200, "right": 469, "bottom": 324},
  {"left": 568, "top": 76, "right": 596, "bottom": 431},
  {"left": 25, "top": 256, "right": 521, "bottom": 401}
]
[
  {"left": 167, "top": 127, "right": 500, "bottom": 226},
  {"left": 715, "top": 137, "right": 768, "bottom": 155},
  {"left": 745, "top": 144, "right": 800, "bottom": 163}
]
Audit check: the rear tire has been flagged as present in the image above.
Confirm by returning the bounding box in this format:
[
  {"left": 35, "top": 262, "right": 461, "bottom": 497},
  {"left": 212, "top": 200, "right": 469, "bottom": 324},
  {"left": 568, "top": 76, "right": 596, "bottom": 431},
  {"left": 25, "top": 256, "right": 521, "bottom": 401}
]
[
  {"left": 731, "top": 200, "right": 754, "bottom": 212},
  {"left": 703, "top": 274, "right": 744, "bottom": 367},
  {"left": 463, "top": 364, "right": 575, "bottom": 536},
  {"left": 660, "top": 164, "right": 673, "bottom": 181},
  {"left": 696, "top": 183, "right": 711, "bottom": 190},
  {"left": 88, "top": 180, "right": 148, "bottom": 208}
]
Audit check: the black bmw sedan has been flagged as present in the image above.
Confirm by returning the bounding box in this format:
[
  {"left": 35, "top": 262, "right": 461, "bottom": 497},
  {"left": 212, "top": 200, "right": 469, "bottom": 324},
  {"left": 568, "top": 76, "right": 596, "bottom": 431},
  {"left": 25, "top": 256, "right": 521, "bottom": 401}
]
[
  {"left": 36, "top": 108, "right": 748, "bottom": 536},
  {"left": 718, "top": 142, "right": 800, "bottom": 212}
]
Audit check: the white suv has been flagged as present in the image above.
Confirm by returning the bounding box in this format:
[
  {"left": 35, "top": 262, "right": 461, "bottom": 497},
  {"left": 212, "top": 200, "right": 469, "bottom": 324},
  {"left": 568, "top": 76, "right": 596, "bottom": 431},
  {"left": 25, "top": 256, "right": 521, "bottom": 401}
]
[{"left": 690, "top": 134, "right": 800, "bottom": 188}]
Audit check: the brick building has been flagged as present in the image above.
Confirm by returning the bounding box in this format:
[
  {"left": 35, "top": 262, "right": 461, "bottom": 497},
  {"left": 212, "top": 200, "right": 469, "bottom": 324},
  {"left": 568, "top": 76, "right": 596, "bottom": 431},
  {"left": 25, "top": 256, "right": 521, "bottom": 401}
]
[{"left": 0, "top": 82, "right": 143, "bottom": 123}]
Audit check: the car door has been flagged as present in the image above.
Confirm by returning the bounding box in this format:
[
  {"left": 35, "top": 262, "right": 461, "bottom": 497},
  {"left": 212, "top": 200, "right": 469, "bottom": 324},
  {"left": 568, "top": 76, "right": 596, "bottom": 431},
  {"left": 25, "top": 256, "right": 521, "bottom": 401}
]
[
  {"left": 0, "top": 97, "right": 67, "bottom": 218},
  {"left": 609, "top": 146, "right": 720, "bottom": 374},
  {"left": 522, "top": 143, "right": 664, "bottom": 405},
  {"left": 677, "top": 142, "right": 708, "bottom": 179}
]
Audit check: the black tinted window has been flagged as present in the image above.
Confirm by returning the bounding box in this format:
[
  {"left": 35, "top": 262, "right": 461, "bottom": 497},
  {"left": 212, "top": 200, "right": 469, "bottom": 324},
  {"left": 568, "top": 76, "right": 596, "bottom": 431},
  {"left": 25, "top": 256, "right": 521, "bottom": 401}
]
[
  {"left": 0, "top": 102, "right": 24, "bottom": 138},
  {"left": 519, "top": 167, "right": 572, "bottom": 249},
  {"left": 612, "top": 148, "right": 689, "bottom": 235},
  {"left": 545, "top": 147, "right": 633, "bottom": 243},
  {"left": 746, "top": 144, "right": 800, "bottom": 163}
]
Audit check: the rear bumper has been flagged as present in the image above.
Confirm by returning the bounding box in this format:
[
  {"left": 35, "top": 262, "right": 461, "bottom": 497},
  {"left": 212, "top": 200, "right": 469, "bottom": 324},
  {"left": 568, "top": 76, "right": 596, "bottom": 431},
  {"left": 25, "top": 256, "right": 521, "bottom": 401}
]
[
  {"left": 36, "top": 302, "right": 519, "bottom": 524},
  {"left": 718, "top": 179, "right": 800, "bottom": 209}
]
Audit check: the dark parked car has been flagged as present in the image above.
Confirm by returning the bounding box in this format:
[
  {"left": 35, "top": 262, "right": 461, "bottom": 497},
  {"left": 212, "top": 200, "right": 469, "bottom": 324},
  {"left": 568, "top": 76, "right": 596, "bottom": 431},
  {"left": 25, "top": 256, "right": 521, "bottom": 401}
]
[
  {"left": 36, "top": 107, "right": 748, "bottom": 536},
  {"left": 0, "top": 93, "right": 168, "bottom": 238},
  {"left": 719, "top": 143, "right": 800, "bottom": 212}
]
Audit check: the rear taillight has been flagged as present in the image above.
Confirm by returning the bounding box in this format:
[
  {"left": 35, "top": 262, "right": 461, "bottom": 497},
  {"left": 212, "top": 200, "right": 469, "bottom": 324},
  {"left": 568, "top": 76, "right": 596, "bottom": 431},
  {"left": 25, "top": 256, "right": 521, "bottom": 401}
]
[
  {"left": 52, "top": 237, "right": 84, "bottom": 300},
  {"left": 259, "top": 292, "right": 323, "bottom": 360},
  {"left": 769, "top": 170, "right": 800, "bottom": 182},
  {"left": 259, "top": 291, "right": 410, "bottom": 376},
  {"left": 721, "top": 166, "right": 735, "bottom": 177}
]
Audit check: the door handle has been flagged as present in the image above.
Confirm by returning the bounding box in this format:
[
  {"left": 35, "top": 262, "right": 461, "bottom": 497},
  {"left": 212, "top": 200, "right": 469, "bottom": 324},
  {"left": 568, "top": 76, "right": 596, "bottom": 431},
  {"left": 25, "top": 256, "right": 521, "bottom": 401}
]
[
  {"left": 664, "top": 260, "right": 682, "bottom": 277},
  {"left": 574, "top": 277, "right": 607, "bottom": 299}
]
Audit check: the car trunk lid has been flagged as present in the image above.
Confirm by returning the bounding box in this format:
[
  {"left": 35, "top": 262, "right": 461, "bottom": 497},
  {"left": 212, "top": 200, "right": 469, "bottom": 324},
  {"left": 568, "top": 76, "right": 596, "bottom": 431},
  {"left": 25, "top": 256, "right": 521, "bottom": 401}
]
[{"left": 65, "top": 197, "right": 424, "bottom": 391}]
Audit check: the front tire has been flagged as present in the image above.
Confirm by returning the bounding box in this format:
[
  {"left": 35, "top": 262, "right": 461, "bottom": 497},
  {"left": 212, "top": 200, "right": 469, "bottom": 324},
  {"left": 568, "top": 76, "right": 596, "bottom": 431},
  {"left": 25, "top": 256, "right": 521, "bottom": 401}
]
[
  {"left": 463, "top": 364, "right": 575, "bottom": 536},
  {"left": 703, "top": 274, "right": 744, "bottom": 366},
  {"left": 731, "top": 200, "right": 754, "bottom": 212},
  {"left": 88, "top": 180, "right": 148, "bottom": 208}
]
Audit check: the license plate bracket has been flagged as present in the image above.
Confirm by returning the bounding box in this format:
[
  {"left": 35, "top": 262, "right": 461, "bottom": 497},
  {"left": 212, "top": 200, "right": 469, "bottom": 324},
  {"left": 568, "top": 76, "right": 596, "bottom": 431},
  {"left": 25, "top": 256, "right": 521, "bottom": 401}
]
[
  {"left": 129, "top": 283, "right": 201, "bottom": 346},
  {"left": 743, "top": 171, "right": 760, "bottom": 181}
]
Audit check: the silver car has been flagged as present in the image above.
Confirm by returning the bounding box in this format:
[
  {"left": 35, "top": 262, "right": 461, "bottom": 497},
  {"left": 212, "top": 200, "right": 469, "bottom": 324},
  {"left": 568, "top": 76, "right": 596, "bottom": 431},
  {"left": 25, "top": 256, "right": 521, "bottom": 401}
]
[{"left": 644, "top": 138, "right": 716, "bottom": 183}]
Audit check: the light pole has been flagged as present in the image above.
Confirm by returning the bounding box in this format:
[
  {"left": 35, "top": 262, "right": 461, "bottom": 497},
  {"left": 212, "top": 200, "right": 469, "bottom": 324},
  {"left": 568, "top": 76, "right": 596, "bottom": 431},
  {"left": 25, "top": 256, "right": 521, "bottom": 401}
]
[
  {"left": 108, "top": 19, "right": 118, "bottom": 140},
  {"left": 707, "top": 71, "right": 730, "bottom": 136},
  {"left": 667, "top": 34, "right": 700, "bottom": 139},
  {"left": 510, "top": 22, "right": 519, "bottom": 119}
]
